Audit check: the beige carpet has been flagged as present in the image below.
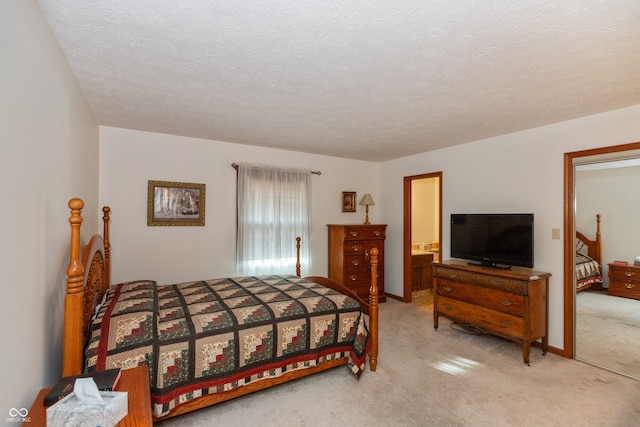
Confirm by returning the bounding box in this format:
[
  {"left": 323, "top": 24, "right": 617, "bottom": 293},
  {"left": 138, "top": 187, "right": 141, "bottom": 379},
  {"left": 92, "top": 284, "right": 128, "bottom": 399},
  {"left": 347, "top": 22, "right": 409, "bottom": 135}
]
[
  {"left": 576, "top": 289, "right": 640, "bottom": 379},
  {"left": 157, "top": 299, "right": 640, "bottom": 427}
]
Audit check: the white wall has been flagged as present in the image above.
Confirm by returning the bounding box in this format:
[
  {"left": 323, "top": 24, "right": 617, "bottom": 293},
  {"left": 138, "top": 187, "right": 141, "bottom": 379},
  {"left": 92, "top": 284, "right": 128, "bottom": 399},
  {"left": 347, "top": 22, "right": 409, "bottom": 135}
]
[
  {"left": 99, "top": 127, "right": 380, "bottom": 284},
  {"left": 411, "top": 178, "right": 439, "bottom": 247},
  {"left": 0, "top": 0, "right": 98, "bottom": 416},
  {"left": 379, "top": 104, "right": 640, "bottom": 350}
]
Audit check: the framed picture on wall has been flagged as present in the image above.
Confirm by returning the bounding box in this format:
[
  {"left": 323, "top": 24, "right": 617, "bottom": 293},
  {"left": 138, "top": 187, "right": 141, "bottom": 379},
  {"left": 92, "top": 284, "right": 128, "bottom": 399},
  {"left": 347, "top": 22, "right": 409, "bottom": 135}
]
[
  {"left": 342, "top": 191, "right": 356, "bottom": 212},
  {"left": 147, "top": 180, "right": 206, "bottom": 226}
]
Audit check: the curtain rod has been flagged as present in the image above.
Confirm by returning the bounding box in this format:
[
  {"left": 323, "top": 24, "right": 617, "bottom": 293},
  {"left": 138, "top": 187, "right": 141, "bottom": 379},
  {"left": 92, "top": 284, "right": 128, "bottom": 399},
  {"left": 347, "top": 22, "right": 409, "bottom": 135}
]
[{"left": 231, "top": 163, "right": 321, "bottom": 175}]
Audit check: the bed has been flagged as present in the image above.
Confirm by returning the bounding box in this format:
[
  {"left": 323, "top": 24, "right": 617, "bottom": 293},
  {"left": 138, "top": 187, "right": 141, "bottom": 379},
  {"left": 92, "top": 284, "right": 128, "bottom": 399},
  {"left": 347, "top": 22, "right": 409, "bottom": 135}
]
[
  {"left": 575, "top": 214, "right": 603, "bottom": 292},
  {"left": 62, "top": 198, "right": 379, "bottom": 420}
]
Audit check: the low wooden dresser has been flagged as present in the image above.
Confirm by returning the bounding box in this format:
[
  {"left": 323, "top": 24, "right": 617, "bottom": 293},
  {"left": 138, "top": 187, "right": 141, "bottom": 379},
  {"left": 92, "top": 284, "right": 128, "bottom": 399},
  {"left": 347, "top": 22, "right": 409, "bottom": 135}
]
[
  {"left": 432, "top": 260, "right": 551, "bottom": 365},
  {"left": 608, "top": 263, "right": 640, "bottom": 300},
  {"left": 328, "top": 224, "right": 386, "bottom": 302}
]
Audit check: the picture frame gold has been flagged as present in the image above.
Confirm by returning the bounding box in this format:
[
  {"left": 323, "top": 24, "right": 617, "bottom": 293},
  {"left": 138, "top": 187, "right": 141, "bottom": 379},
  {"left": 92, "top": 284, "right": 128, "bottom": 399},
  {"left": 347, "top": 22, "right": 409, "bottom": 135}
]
[
  {"left": 147, "top": 180, "right": 206, "bottom": 226},
  {"left": 342, "top": 191, "right": 356, "bottom": 212}
]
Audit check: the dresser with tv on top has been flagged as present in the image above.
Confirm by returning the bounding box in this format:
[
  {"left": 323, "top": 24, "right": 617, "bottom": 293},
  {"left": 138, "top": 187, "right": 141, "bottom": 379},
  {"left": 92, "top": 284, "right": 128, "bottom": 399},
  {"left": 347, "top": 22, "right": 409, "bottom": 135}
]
[{"left": 433, "top": 260, "right": 551, "bottom": 365}]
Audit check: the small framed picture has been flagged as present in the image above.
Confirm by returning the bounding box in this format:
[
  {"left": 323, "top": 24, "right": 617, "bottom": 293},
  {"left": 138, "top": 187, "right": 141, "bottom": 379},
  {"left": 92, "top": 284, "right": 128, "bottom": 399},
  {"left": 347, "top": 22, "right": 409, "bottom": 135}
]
[
  {"left": 147, "top": 180, "right": 206, "bottom": 226},
  {"left": 342, "top": 191, "right": 356, "bottom": 212}
]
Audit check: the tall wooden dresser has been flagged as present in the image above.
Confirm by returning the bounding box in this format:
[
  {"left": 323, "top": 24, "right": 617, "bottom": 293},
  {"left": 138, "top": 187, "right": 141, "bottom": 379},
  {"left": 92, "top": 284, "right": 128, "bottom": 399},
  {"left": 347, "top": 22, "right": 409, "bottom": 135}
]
[{"left": 328, "top": 224, "right": 386, "bottom": 302}]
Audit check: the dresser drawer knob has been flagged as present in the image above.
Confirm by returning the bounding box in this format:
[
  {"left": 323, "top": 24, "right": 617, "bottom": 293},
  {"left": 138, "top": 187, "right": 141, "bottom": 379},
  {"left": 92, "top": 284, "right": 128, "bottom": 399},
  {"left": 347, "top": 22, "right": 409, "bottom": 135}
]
[
  {"left": 625, "top": 283, "right": 636, "bottom": 289},
  {"left": 349, "top": 275, "right": 357, "bottom": 281},
  {"left": 349, "top": 231, "right": 358, "bottom": 237},
  {"left": 444, "top": 305, "right": 453, "bottom": 311},
  {"left": 625, "top": 271, "right": 635, "bottom": 277},
  {"left": 352, "top": 245, "right": 360, "bottom": 251},
  {"left": 447, "top": 273, "right": 458, "bottom": 279},
  {"left": 373, "top": 230, "right": 380, "bottom": 236},
  {"left": 500, "top": 321, "right": 512, "bottom": 328},
  {"left": 500, "top": 300, "right": 512, "bottom": 306},
  {"left": 443, "top": 286, "right": 452, "bottom": 293},
  {"left": 351, "top": 260, "right": 359, "bottom": 266},
  {"left": 492, "top": 281, "right": 503, "bottom": 287}
]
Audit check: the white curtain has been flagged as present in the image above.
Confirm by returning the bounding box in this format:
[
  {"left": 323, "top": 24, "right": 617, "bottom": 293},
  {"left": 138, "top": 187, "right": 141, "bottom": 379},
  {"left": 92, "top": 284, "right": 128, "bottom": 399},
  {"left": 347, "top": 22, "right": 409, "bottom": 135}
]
[{"left": 236, "top": 163, "right": 311, "bottom": 276}]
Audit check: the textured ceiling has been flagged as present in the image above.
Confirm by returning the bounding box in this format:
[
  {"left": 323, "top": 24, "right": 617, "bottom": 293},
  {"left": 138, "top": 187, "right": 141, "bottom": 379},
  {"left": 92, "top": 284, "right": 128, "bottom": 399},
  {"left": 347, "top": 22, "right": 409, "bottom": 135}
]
[{"left": 36, "top": 1, "right": 640, "bottom": 162}]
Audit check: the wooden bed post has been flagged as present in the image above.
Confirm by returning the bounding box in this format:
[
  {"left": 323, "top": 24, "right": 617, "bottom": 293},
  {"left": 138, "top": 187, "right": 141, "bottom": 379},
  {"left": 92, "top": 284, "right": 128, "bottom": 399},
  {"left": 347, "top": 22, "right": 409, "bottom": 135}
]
[
  {"left": 295, "top": 236, "right": 301, "bottom": 277},
  {"left": 63, "top": 198, "right": 85, "bottom": 377},
  {"left": 369, "top": 248, "right": 379, "bottom": 372},
  {"left": 594, "top": 214, "right": 601, "bottom": 266},
  {"left": 103, "top": 206, "right": 111, "bottom": 287}
]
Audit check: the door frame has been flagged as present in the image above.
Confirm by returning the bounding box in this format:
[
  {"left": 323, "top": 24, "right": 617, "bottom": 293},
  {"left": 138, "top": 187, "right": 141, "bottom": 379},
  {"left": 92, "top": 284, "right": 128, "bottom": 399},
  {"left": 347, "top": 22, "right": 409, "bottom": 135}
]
[
  {"left": 403, "top": 172, "right": 443, "bottom": 302},
  {"left": 563, "top": 141, "right": 640, "bottom": 358}
]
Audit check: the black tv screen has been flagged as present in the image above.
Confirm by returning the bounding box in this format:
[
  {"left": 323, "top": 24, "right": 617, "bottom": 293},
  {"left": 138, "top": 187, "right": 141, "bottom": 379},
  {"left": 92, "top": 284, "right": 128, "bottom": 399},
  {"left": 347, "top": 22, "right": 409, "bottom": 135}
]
[{"left": 450, "top": 213, "right": 534, "bottom": 269}]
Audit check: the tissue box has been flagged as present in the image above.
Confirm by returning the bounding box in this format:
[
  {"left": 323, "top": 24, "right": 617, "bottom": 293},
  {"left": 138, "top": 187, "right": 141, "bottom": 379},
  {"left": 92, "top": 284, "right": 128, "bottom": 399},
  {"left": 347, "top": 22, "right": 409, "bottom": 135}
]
[{"left": 46, "top": 391, "right": 128, "bottom": 427}]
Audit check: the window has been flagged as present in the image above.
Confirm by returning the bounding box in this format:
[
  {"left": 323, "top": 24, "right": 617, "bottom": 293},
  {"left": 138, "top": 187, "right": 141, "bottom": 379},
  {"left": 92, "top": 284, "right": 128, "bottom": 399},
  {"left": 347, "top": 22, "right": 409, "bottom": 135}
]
[{"left": 236, "top": 164, "right": 311, "bottom": 275}]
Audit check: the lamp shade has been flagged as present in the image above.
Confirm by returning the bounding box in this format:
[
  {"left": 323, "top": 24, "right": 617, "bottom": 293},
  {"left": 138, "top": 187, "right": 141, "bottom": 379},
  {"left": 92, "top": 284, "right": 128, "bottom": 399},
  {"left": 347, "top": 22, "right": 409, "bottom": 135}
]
[{"left": 359, "top": 194, "right": 375, "bottom": 206}]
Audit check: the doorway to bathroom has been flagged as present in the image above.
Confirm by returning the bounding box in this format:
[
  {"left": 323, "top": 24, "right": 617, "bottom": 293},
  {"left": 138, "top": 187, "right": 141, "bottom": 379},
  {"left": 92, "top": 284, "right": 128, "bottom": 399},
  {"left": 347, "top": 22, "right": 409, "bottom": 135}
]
[{"left": 403, "top": 172, "right": 442, "bottom": 304}]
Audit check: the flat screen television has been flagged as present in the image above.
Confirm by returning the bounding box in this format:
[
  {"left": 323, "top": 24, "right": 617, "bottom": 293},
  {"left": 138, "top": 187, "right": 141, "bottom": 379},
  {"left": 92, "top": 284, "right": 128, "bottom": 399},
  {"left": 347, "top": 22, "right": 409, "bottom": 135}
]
[{"left": 450, "top": 213, "right": 534, "bottom": 269}]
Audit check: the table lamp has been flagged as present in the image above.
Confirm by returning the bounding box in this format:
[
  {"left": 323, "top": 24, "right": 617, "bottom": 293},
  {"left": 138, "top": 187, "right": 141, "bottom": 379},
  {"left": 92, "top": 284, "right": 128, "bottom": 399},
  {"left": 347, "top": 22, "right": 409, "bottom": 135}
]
[{"left": 359, "top": 194, "right": 375, "bottom": 225}]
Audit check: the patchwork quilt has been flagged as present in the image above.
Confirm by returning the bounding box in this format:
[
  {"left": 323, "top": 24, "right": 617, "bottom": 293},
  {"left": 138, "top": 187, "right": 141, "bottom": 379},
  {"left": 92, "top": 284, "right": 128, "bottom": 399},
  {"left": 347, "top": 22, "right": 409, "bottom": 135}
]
[
  {"left": 576, "top": 252, "right": 603, "bottom": 289},
  {"left": 85, "top": 275, "right": 369, "bottom": 418}
]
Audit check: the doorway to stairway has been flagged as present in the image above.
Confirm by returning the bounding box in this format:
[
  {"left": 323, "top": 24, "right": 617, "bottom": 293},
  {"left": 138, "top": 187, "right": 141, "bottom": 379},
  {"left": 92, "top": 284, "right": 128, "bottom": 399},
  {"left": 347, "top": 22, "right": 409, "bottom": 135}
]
[{"left": 403, "top": 172, "right": 442, "bottom": 303}]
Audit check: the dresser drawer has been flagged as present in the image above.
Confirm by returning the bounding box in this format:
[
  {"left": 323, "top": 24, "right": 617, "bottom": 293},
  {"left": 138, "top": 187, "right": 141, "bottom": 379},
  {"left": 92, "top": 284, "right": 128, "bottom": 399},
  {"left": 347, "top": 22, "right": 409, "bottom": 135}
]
[
  {"left": 609, "top": 266, "right": 640, "bottom": 281},
  {"left": 343, "top": 270, "right": 370, "bottom": 287},
  {"left": 343, "top": 226, "right": 386, "bottom": 241},
  {"left": 608, "top": 278, "right": 640, "bottom": 300},
  {"left": 473, "top": 309, "right": 524, "bottom": 340},
  {"left": 433, "top": 265, "right": 474, "bottom": 284},
  {"left": 436, "top": 280, "right": 476, "bottom": 304},
  {"left": 344, "top": 255, "right": 366, "bottom": 272},
  {"left": 474, "top": 274, "right": 525, "bottom": 294},
  {"left": 344, "top": 241, "right": 365, "bottom": 255},
  {"left": 474, "top": 287, "right": 525, "bottom": 316}
]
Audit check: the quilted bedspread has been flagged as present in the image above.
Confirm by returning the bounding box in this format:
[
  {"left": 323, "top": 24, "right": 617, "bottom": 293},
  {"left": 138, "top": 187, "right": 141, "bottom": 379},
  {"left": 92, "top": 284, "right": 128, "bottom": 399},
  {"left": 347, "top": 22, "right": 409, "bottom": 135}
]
[
  {"left": 85, "top": 275, "right": 369, "bottom": 417},
  {"left": 576, "top": 252, "right": 603, "bottom": 289}
]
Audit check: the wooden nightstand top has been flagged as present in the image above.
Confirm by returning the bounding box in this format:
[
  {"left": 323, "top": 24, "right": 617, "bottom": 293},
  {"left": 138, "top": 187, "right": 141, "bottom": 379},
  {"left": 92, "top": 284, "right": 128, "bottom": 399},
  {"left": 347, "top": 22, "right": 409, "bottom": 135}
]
[{"left": 25, "top": 365, "right": 153, "bottom": 427}]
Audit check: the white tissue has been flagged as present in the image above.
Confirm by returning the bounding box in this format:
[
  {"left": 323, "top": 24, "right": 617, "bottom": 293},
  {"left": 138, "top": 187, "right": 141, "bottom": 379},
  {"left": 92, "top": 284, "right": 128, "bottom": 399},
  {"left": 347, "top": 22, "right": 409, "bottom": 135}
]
[
  {"left": 46, "top": 378, "right": 128, "bottom": 427},
  {"left": 73, "top": 377, "right": 105, "bottom": 403}
]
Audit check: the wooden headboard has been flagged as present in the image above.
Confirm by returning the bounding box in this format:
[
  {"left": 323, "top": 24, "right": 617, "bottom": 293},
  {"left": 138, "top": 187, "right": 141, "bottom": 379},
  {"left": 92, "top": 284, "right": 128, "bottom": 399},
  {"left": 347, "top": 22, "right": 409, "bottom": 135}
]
[
  {"left": 576, "top": 214, "right": 602, "bottom": 266},
  {"left": 62, "top": 198, "right": 111, "bottom": 377}
]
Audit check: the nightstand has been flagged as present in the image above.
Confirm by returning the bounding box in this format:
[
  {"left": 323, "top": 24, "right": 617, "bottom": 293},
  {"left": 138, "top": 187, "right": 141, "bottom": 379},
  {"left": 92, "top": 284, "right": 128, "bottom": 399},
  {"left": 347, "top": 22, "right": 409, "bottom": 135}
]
[
  {"left": 25, "top": 365, "right": 153, "bottom": 426},
  {"left": 608, "top": 263, "right": 640, "bottom": 300}
]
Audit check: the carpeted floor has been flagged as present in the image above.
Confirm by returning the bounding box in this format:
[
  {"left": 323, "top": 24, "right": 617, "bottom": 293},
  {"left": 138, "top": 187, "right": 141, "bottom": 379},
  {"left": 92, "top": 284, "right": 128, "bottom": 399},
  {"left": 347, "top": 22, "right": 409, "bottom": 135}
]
[
  {"left": 576, "top": 289, "right": 640, "bottom": 379},
  {"left": 157, "top": 298, "right": 640, "bottom": 427}
]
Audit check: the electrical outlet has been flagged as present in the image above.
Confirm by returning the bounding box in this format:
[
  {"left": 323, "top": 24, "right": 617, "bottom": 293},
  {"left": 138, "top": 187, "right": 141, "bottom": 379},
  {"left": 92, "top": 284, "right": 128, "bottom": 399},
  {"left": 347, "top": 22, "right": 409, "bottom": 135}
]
[{"left": 552, "top": 228, "right": 561, "bottom": 240}]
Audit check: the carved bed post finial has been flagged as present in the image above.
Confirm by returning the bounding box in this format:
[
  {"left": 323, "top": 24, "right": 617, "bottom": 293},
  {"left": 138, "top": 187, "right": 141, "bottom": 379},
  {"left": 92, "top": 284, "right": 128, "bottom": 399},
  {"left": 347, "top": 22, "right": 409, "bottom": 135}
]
[
  {"left": 103, "top": 206, "right": 111, "bottom": 287},
  {"left": 63, "top": 198, "right": 85, "bottom": 377},
  {"left": 369, "top": 248, "right": 379, "bottom": 372},
  {"left": 295, "top": 237, "right": 301, "bottom": 277},
  {"left": 595, "top": 214, "right": 602, "bottom": 265}
]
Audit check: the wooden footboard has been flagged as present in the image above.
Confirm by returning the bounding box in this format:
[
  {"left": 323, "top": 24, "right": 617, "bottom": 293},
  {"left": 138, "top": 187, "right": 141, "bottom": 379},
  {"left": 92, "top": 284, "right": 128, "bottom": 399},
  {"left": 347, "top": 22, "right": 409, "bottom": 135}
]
[{"left": 62, "top": 198, "right": 379, "bottom": 420}]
